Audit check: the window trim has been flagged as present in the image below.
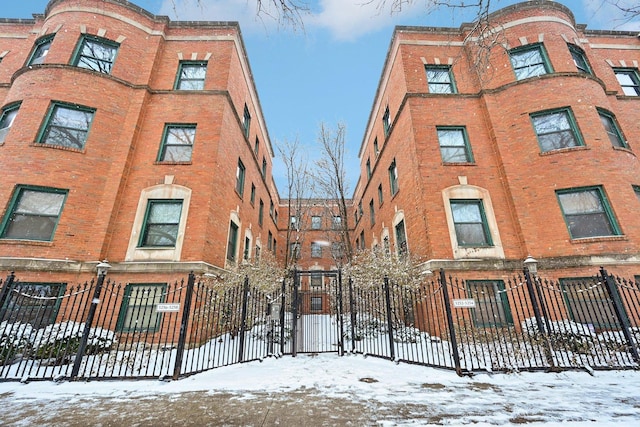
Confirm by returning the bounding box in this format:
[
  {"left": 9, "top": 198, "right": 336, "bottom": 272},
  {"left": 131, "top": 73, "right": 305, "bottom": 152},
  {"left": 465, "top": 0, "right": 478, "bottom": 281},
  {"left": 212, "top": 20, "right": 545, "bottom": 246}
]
[
  {"left": 613, "top": 67, "right": 640, "bottom": 96},
  {"left": 436, "top": 126, "right": 474, "bottom": 163},
  {"left": 530, "top": 107, "right": 584, "bottom": 153},
  {"left": 174, "top": 61, "right": 208, "bottom": 90},
  {"left": 71, "top": 34, "right": 119, "bottom": 75},
  {"left": 27, "top": 34, "right": 54, "bottom": 66},
  {"left": 156, "top": 124, "right": 196, "bottom": 163},
  {"left": 138, "top": 199, "right": 183, "bottom": 248},
  {"left": 597, "top": 108, "right": 628, "bottom": 149},
  {"left": 509, "top": 43, "right": 552, "bottom": 81},
  {"left": 556, "top": 186, "right": 621, "bottom": 240},
  {"left": 425, "top": 65, "right": 457, "bottom": 94},
  {"left": 37, "top": 101, "right": 95, "bottom": 150},
  {"left": 0, "top": 185, "right": 68, "bottom": 242}
]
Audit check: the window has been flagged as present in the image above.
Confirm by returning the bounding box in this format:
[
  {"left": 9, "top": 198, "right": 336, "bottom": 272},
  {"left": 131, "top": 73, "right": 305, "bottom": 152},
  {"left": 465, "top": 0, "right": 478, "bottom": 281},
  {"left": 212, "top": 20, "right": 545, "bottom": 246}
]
[
  {"left": 369, "top": 199, "right": 375, "bottom": 225},
  {"left": 556, "top": 186, "right": 620, "bottom": 239},
  {"left": 383, "top": 236, "right": 390, "bottom": 256},
  {"left": 560, "top": 278, "right": 619, "bottom": 329},
  {"left": 1, "top": 282, "right": 65, "bottom": 329},
  {"left": 358, "top": 201, "right": 364, "bottom": 218},
  {"left": 310, "top": 272, "right": 323, "bottom": 287},
  {"left": 158, "top": 125, "right": 196, "bottom": 162},
  {"left": 310, "top": 296, "right": 323, "bottom": 312},
  {"left": 378, "top": 184, "right": 383, "bottom": 206},
  {"left": 613, "top": 68, "right": 640, "bottom": 96},
  {"left": 139, "top": 200, "right": 183, "bottom": 247},
  {"left": 39, "top": 102, "right": 95, "bottom": 149},
  {"left": 425, "top": 65, "right": 456, "bottom": 93},
  {"left": 531, "top": 108, "right": 583, "bottom": 152},
  {"left": 72, "top": 35, "right": 118, "bottom": 74},
  {"left": 235, "top": 159, "right": 246, "bottom": 196},
  {"left": 311, "top": 215, "right": 322, "bottom": 230},
  {"left": 117, "top": 284, "right": 166, "bottom": 332},
  {"left": 254, "top": 137, "right": 259, "bottom": 156},
  {"left": 243, "top": 104, "right": 251, "bottom": 138},
  {"left": 389, "top": 159, "right": 399, "bottom": 196},
  {"left": 332, "top": 215, "right": 342, "bottom": 230},
  {"left": 366, "top": 158, "right": 371, "bottom": 179},
  {"left": 262, "top": 157, "right": 267, "bottom": 178},
  {"left": 331, "top": 242, "right": 344, "bottom": 259},
  {"left": 227, "top": 221, "right": 238, "bottom": 261},
  {"left": 509, "top": 44, "right": 551, "bottom": 80},
  {"left": 311, "top": 242, "right": 322, "bottom": 258},
  {"left": 373, "top": 138, "right": 379, "bottom": 156},
  {"left": 243, "top": 236, "right": 251, "bottom": 261},
  {"left": 359, "top": 230, "right": 365, "bottom": 250},
  {"left": 250, "top": 183, "right": 256, "bottom": 205},
  {"left": 634, "top": 185, "right": 640, "bottom": 203},
  {"left": 383, "top": 106, "right": 391, "bottom": 137},
  {"left": 598, "top": 109, "right": 627, "bottom": 148},
  {"left": 0, "top": 103, "right": 19, "bottom": 144},
  {"left": 395, "top": 220, "right": 408, "bottom": 256},
  {"left": 175, "top": 61, "right": 207, "bottom": 90},
  {"left": 290, "top": 242, "right": 300, "bottom": 260},
  {"left": 269, "top": 201, "right": 274, "bottom": 218},
  {"left": 0, "top": 186, "right": 67, "bottom": 241},
  {"left": 259, "top": 199, "right": 264, "bottom": 225},
  {"left": 450, "top": 199, "right": 492, "bottom": 246},
  {"left": 437, "top": 126, "right": 474, "bottom": 163},
  {"left": 568, "top": 44, "right": 591, "bottom": 74},
  {"left": 466, "top": 281, "right": 513, "bottom": 327},
  {"left": 28, "top": 35, "right": 53, "bottom": 66},
  {"left": 267, "top": 231, "right": 273, "bottom": 250}
]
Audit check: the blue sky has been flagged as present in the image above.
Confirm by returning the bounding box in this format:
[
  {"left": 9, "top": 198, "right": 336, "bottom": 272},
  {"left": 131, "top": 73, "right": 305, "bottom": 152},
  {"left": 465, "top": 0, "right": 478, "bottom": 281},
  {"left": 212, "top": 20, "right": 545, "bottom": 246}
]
[{"left": 4, "top": 1, "right": 640, "bottom": 195}]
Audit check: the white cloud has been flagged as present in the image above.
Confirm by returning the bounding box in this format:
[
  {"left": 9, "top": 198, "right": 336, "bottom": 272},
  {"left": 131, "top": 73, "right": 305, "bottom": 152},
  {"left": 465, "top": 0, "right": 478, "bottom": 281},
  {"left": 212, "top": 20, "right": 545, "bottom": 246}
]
[{"left": 581, "top": 0, "right": 640, "bottom": 31}]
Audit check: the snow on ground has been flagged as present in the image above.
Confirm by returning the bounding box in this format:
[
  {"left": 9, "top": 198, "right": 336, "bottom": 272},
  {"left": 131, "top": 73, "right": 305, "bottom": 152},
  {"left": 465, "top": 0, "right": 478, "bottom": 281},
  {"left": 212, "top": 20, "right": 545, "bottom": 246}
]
[{"left": 1, "top": 353, "right": 639, "bottom": 426}]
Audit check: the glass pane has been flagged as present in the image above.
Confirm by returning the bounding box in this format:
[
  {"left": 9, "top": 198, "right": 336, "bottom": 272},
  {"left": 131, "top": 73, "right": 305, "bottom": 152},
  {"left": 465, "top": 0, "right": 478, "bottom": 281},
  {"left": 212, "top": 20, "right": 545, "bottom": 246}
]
[
  {"left": 0, "top": 108, "right": 18, "bottom": 130},
  {"left": 616, "top": 72, "right": 635, "bottom": 86},
  {"left": 78, "top": 40, "right": 117, "bottom": 73},
  {"left": 621, "top": 86, "right": 639, "bottom": 96},
  {"left": 537, "top": 130, "right": 577, "bottom": 151},
  {"left": 558, "top": 190, "right": 602, "bottom": 215},
  {"left": 181, "top": 64, "right": 206, "bottom": 79},
  {"left": 455, "top": 223, "right": 488, "bottom": 246},
  {"left": 144, "top": 224, "right": 178, "bottom": 246},
  {"left": 438, "top": 129, "right": 465, "bottom": 146},
  {"left": 123, "top": 285, "right": 164, "bottom": 331},
  {"left": 15, "top": 190, "right": 65, "bottom": 215},
  {"left": 2, "top": 283, "right": 64, "bottom": 328},
  {"left": 600, "top": 114, "right": 624, "bottom": 147},
  {"left": 51, "top": 106, "right": 92, "bottom": 129},
  {"left": 441, "top": 147, "right": 468, "bottom": 162},
  {"left": 3, "top": 214, "right": 57, "bottom": 240},
  {"left": 533, "top": 111, "right": 570, "bottom": 134},
  {"left": 162, "top": 145, "right": 192, "bottom": 162},
  {"left": 566, "top": 213, "right": 614, "bottom": 238},
  {"left": 451, "top": 202, "right": 482, "bottom": 223},
  {"left": 30, "top": 41, "right": 51, "bottom": 65},
  {"left": 469, "top": 282, "right": 508, "bottom": 326},
  {"left": 166, "top": 127, "right": 195, "bottom": 145},
  {"left": 43, "top": 127, "right": 88, "bottom": 149},
  {"left": 148, "top": 202, "right": 182, "bottom": 223},
  {"left": 427, "top": 69, "right": 450, "bottom": 83}
]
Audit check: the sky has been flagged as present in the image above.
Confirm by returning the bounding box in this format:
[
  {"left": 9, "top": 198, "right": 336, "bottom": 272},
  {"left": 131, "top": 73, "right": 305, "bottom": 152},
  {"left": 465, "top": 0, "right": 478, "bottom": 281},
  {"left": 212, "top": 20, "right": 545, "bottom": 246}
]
[
  {"left": 1, "top": 353, "right": 640, "bottom": 425},
  {"left": 4, "top": 0, "right": 640, "bottom": 195}
]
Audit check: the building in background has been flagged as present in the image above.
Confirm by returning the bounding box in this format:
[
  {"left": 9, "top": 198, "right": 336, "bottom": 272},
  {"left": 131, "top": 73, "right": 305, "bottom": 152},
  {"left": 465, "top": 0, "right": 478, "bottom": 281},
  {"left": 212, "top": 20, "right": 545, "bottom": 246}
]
[{"left": 353, "top": 0, "right": 640, "bottom": 280}]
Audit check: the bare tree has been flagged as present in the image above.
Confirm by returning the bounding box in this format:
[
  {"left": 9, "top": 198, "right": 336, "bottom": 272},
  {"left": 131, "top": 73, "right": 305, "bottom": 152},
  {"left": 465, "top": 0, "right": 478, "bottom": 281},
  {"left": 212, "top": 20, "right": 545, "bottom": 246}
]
[
  {"left": 276, "top": 137, "right": 312, "bottom": 269},
  {"left": 604, "top": 0, "right": 640, "bottom": 26},
  {"left": 310, "top": 122, "right": 353, "bottom": 265}
]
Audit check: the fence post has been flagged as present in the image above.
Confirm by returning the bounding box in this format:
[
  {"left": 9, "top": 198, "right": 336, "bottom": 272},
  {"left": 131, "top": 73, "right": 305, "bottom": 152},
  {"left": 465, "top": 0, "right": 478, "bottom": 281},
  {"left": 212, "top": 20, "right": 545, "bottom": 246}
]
[
  {"left": 337, "top": 270, "right": 345, "bottom": 356},
  {"left": 280, "top": 278, "right": 286, "bottom": 355},
  {"left": 600, "top": 267, "right": 640, "bottom": 364},
  {"left": 0, "top": 272, "right": 15, "bottom": 323},
  {"left": 348, "top": 277, "right": 356, "bottom": 353},
  {"left": 292, "top": 270, "right": 299, "bottom": 357},
  {"left": 383, "top": 276, "right": 395, "bottom": 361},
  {"left": 172, "top": 272, "right": 196, "bottom": 380},
  {"left": 71, "top": 274, "right": 106, "bottom": 380},
  {"left": 523, "top": 267, "right": 556, "bottom": 369},
  {"left": 439, "top": 269, "right": 462, "bottom": 376},
  {"left": 238, "top": 276, "right": 250, "bottom": 363}
]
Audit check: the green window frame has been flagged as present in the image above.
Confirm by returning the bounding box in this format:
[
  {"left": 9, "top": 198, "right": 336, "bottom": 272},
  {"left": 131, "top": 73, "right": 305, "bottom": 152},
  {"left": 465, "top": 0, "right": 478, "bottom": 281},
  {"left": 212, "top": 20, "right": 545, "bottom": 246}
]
[
  {"left": 383, "top": 106, "right": 391, "bottom": 137},
  {"left": 0, "top": 185, "right": 67, "bottom": 241},
  {"left": 450, "top": 199, "right": 493, "bottom": 247},
  {"left": 378, "top": 184, "right": 383, "bottom": 206},
  {"left": 0, "top": 103, "right": 20, "bottom": 144},
  {"left": 426, "top": 65, "right": 457, "bottom": 93},
  {"left": 509, "top": 43, "right": 552, "bottom": 80},
  {"left": 395, "top": 219, "right": 408, "bottom": 256},
  {"left": 254, "top": 137, "right": 260, "bottom": 156},
  {"left": 369, "top": 199, "right": 375, "bottom": 225},
  {"left": 72, "top": 34, "right": 119, "bottom": 74},
  {"left": 598, "top": 108, "right": 627, "bottom": 149},
  {"left": 117, "top": 283, "right": 166, "bottom": 333},
  {"left": 259, "top": 199, "right": 264, "bottom": 225},
  {"left": 633, "top": 185, "right": 640, "bottom": 203},
  {"left": 27, "top": 34, "right": 54, "bottom": 66},
  {"left": 227, "top": 221, "right": 239, "bottom": 262},
  {"left": 236, "top": 159, "right": 246, "bottom": 196},
  {"left": 466, "top": 280, "right": 513, "bottom": 328},
  {"left": 243, "top": 104, "right": 251, "bottom": 139},
  {"left": 261, "top": 157, "right": 267, "bottom": 178},
  {"left": 389, "top": 159, "right": 398, "bottom": 196},
  {"left": 437, "top": 126, "right": 474, "bottom": 163},
  {"left": 556, "top": 186, "right": 621, "bottom": 239},
  {"left": 568, "top": 44, "right": 591, "bottom": 74},
  {"left": 613, "top": 68, "right": 640, "bottom": 96},
  {"left": 560, "top": 278, "right": 620, "bottom": 329},
  {"left": 38, "top": 102, "right": 95, "bottom": 150},
  {"left": 366, "top": 158, "right": 371, "bottom": 179},
  {"left": 250, "top": 183, "right": 256, "bottom": 205},
  {"left": 531, "top": 108, "right": 583, "bottom": 152},
  {"left": 175, "top": 61, "right": 207, "bottom": 90},
  {"left": 243, "top": 236, "right": 251, "bottom": 261},
  {"left": 1, "top": 282, "right": 66, "bottom": 329},
  {"left": 373, "top": 137, "right": 379, "bottom": 156},
  {"left": 157, "top": 124, "right": 196, "bottom": 162},
  {"left": 138, "top": 199, "right": 183, "bottom": 247}
]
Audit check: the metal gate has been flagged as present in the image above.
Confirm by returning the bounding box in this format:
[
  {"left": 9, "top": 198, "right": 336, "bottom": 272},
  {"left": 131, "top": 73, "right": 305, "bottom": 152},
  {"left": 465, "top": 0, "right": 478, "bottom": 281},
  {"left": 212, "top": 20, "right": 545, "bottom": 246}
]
[{"left": 288, "top": 270, "right": 344, "bottom": 356}]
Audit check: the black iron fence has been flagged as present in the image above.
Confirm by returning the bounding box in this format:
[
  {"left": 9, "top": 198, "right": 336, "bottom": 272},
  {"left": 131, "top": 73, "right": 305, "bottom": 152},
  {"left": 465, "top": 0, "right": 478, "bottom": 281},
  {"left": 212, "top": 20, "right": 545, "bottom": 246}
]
[{"left": 0, "top": 267, "right": 638, "bottom": 382}]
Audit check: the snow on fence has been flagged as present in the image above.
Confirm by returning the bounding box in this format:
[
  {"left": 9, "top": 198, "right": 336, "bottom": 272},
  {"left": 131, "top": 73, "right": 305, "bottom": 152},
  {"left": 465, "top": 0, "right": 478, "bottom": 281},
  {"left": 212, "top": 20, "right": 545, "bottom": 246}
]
[{"left": 0, "top": 267, "right": 638, "bottom": 382}]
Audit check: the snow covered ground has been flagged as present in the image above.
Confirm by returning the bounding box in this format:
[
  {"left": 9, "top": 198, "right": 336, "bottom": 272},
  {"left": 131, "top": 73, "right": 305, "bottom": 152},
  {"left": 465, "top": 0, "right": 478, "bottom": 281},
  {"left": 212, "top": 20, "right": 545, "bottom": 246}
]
[{"left": 1, "top": 353, "right": 639, "bottom": 426}]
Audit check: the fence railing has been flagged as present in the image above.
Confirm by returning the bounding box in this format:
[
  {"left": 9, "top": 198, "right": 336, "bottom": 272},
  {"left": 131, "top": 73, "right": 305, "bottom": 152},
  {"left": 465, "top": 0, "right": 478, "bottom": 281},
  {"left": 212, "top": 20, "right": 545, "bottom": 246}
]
[{"left": 1, "top": 267, "right": 638, "bottom": 381}]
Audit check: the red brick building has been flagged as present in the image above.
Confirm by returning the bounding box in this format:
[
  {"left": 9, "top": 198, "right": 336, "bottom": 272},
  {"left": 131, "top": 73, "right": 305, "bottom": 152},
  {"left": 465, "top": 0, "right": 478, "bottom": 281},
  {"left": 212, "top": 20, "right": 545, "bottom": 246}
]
[
  {"left": 353, "top": 0, "right": 640, "bottom": 280},
  {"left": 0, "top": 0, "right": 281, "bottom": 284}
]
